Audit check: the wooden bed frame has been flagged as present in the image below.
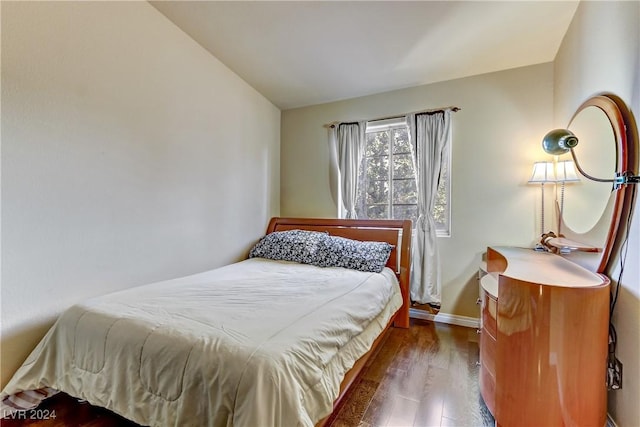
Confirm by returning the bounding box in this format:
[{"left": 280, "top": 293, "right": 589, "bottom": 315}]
[
  {"left": 0, "top": 217, "right": 412, "bottom": 426},
  {"left": 265, "top": 217, "right": 412, "bottom": 426}
]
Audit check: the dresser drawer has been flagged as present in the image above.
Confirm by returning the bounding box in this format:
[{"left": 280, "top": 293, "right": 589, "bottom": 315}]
[
  {"left": 480, "top": 362, "right": 496, "bottom": 416},
  {"left": 481, "top": 292, "right": 497, "bottom": 339},
  {"left": 480, "top": 328, "right": 496, "bottom": 377}
]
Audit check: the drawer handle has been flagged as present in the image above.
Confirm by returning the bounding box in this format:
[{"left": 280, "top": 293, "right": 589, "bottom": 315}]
[
  {"left": 476, "top": 361, "right": 481, "bottom": 367},
  {"left": 476, "top": 329, "right": 482, "bottom": 334},
  {"left": 476, "top": 298, "right": 482, "bottom": 305}
]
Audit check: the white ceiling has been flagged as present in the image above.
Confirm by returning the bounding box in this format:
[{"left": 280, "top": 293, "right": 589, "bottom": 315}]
[{"left": 151, "top": 1, "right": 579, "bottom": 110}]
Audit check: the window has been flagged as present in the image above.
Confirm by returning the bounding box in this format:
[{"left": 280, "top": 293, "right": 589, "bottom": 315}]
[{"left": 354, "top": 118, "right": 451, "bottom": 235}]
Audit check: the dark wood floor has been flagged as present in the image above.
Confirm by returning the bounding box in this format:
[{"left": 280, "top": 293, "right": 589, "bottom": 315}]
[
  {"left": 328, "top": 319, "right": 493, "bottom": 427},
  {"left": 2, "top": 320, "right": 493, "bottom": 427}
]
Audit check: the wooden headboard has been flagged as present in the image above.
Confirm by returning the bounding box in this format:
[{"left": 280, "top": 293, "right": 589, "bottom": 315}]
[{"left": 266, "top": 217, "right": 411, "bottom": 328}]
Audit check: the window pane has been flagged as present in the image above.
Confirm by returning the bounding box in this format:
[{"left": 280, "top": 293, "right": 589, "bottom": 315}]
[
  {"left": 392, "top": 179, "right": 417, "bottom": 204},
  {"left": 365, "top": 180, "right": 389, "bottom": 205},
  {"left": 433, "top": 196, "right": 447, "bottom": 227},
  {"left": 392, "top": 128, "right": 411, "bottom": 154},
  {"left": 393, "top": 205, "right": 418, "bottom": 223},
  {"left": 367, "top": 205, "right": 389, "bottom": 219},
  {"left": 365, "top": 131, "right": 389, "bottom": 156},
  {"left": 392, "top": 154, "right": 415, "bottom": 179},
  {"left": 366, "top": 156, "right": 389, "bottom": 179},
  {"left": 433, "top": 161, "right": 448, "bottom": 228}
]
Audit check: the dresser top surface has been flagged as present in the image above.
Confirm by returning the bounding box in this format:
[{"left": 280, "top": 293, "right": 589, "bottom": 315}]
[{"left": 487, "top": 246, "right": 607, "bottom": 289}]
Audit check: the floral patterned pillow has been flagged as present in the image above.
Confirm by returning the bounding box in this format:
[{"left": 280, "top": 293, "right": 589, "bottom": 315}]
[
  {"left": 249, "top": 229, "right": 328, "bottom": 265},
  {"left": 317, "top": 235, "right": 393, "bottom": 273}
]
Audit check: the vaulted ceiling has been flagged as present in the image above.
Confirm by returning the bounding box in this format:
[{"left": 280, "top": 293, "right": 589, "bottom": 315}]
[{"left": 151, "top": 1, "right": 579, "bottom": 109}]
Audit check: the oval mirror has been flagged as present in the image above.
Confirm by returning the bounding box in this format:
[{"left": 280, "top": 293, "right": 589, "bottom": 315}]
[
  {"left": 555, "top": 93, "right": 638, "bottom": 274},
  {"left": 559, "top": 106, "right": 615, "bottom": 234}
]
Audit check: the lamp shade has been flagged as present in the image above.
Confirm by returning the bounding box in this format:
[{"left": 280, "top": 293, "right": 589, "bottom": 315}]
[
  {"left": 542, "top": 129, "right": 579, "bottom": 155},
  {"left": 528, "top": 161, "right": 555, "bottom": 183},
  {"left": 556, "top": 160, "right": 581, "bottom": 183}
]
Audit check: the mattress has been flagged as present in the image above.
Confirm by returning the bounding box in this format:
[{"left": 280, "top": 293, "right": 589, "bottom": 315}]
[{"left": 1, "top": 258, "right": 402, "bottom": 426}]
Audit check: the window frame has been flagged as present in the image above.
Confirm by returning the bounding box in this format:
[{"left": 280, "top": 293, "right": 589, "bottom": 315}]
[
  {"left": 347, "top": 117, "right": 451, "bottom": 237},
  {"left": 361, "top": 119, "right": 418, "bottom": 223}
]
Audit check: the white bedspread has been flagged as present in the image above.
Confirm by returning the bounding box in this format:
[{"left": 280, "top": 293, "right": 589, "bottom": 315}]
[{"left": 1, "top": 258, "right": 402, "bottom": 427}]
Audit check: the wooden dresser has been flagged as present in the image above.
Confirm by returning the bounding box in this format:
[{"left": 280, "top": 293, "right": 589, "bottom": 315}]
[{"left": 479, "top": 246, "right": 610, "bottom": 427}]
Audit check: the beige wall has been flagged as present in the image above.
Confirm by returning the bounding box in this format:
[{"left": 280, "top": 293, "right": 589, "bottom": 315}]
[
  {"left": 554, "top": 1, "right": 640, "bottom": 425},
  {"left": 282, "top": 63, "right": 554, "bottom": 318},
  {"left": 1, "top": 2, "right": 280, "bottom": 388}
]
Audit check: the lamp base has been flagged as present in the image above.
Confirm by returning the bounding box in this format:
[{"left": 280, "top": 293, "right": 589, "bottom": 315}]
[{"left": 536, "top": 231, "right": 558, "bottom": 252}]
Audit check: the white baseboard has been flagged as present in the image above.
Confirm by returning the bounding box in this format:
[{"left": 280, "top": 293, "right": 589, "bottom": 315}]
[{"left": 409, "top": 308, "right": 480, "bottom": 328}]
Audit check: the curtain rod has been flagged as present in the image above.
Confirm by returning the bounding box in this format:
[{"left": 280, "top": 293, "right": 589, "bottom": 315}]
[{"left": 326, "top": 106, "right": 461, "bottom": 128}]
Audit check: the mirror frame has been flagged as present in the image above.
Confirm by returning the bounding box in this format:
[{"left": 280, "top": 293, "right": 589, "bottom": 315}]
[{"left": 563, "top": 93, "right": 638, "bottom": 274}]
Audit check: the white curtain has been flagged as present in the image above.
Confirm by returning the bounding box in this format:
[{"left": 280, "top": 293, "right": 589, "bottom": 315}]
[
  {"left": 333, "top": 122, "right": 366, "bottom": 218},
  {"left": 407, "top": 110, "right": 452, "bottom": 305}
]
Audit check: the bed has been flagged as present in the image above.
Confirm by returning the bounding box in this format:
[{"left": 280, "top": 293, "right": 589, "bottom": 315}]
[{"left": 1, "top": 217, "right": 411, "bottom": 426}]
